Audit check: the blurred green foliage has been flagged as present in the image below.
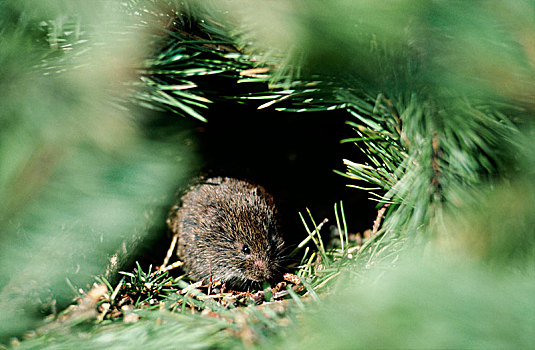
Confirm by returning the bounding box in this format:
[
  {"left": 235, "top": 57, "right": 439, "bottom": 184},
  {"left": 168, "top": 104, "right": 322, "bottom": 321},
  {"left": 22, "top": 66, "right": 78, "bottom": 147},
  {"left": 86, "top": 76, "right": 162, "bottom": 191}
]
[
  {"left": 227, "top": 0, "right": 535, "bottom": 103},
  {"left": 14, "top": 309, "right": 243, "bottom": 349},
  {"left": 287, "top": 250, "right": 535, "bottom": 349},
  {"left": 0, "top": 0, "right": 193, "bottom": 340},
  {"left": 3, "top": 0, "right": 535, "bottom": 348}
]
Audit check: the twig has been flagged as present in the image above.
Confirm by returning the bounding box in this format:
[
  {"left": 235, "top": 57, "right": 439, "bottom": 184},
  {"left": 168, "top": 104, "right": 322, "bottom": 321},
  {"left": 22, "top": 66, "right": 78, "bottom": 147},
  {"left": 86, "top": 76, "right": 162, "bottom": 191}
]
[
  {"left": 372, "top": 203, "right": 390, "bottom": 236},
  {"left": 159, "top": 260, "right": 183, "bottom": 273},
  {"left": 161, "top": 232, "right": 178, "bottom": 271},
  {"left": 110, "top": 277, "right": 124, "bottom": 303}
]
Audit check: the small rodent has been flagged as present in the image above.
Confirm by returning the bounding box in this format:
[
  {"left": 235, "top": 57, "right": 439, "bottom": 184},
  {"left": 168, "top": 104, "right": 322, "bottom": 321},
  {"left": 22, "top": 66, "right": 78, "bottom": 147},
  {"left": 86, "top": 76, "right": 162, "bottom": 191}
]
[{"left": 167, "top": 177, "right": 285, "bottom": 289}]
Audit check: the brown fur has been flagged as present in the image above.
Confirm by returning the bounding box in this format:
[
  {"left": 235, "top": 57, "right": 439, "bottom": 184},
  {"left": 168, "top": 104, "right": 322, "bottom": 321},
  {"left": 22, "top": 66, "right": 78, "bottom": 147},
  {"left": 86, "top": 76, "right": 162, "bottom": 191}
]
[{"left": 167, "top": 177, "right": 285, "bottom": 289}]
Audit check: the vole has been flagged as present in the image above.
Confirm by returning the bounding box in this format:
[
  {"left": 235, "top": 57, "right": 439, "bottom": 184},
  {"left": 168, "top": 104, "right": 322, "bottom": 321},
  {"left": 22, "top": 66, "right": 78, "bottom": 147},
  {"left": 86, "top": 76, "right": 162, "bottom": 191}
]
[{"left": 167, "top": 177, "right": 285, "bottom": 289}]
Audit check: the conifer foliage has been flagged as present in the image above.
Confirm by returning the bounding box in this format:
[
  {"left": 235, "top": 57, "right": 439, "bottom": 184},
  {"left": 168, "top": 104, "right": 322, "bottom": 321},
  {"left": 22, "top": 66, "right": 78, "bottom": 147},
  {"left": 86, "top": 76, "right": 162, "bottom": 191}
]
[{"left": 1, "top": 1, "right": 535, "bottom": 348}]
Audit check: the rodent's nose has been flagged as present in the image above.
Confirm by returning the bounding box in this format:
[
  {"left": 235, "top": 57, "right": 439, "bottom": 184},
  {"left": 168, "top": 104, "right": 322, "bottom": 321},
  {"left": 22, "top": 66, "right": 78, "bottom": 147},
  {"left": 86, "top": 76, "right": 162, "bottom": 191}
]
[
  {"left": 253, "top": 259, "right": 264, "bottom": 269},
  {"left": 253, "top": 259, "right": 271, "bottom": 280}
]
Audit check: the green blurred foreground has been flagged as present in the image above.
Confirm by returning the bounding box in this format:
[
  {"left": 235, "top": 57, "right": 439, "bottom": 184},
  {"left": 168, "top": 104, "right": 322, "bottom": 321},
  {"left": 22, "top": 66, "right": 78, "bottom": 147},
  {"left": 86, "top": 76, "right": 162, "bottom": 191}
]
[
  {"left": 1, "top": 0, "right": 535, "bottom": 348},
  {"left": 0, "top": 0, "right": 192, "bottom": 340}
]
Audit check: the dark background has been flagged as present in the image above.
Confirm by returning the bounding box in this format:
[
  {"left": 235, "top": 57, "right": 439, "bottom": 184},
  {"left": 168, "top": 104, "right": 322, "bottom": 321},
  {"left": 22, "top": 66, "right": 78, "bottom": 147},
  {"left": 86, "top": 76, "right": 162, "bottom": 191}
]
[{"left": 136, "top": 101, "right": 378, "bottom": 269}]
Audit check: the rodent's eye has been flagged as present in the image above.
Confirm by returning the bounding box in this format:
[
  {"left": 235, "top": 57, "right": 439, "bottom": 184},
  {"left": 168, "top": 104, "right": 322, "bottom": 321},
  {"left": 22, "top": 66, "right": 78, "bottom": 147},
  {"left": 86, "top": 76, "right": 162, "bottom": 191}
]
[{"left": 241, "top": 244, "right": 251, "bottom": 255}]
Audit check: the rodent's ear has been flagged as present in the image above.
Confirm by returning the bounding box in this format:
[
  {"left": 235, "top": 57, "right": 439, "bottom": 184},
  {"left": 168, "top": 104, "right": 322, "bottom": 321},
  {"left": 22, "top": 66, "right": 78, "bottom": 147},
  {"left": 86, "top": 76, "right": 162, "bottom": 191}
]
[{"left": 249, "top": 187, "right": 259, "bottom": 196}]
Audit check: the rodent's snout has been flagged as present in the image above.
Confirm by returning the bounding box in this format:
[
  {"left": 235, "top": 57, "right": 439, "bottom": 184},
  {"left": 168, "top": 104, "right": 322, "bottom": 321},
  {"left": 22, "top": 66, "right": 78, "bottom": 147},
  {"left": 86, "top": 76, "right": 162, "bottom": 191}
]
[
  {"left": 248, "top": 258, "right": 274, "bottom": 281},
  {"left": 253, "top": 259, "right": 266, "bottom": 272}
]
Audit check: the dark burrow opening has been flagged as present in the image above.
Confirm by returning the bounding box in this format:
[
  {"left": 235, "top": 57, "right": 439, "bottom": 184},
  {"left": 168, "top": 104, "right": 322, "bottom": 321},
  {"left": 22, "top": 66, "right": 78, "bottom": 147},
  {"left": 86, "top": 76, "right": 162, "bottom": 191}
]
[{"left": 130, "top": 102, "right": 378, "bottom": 277}]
